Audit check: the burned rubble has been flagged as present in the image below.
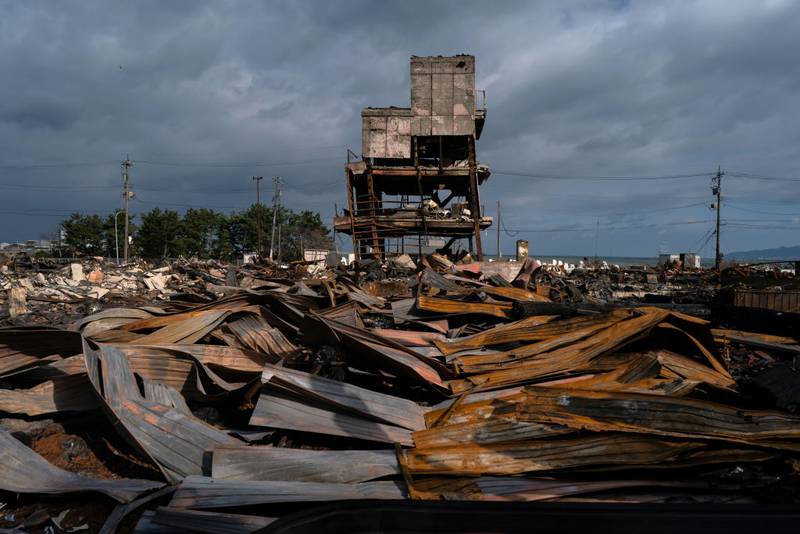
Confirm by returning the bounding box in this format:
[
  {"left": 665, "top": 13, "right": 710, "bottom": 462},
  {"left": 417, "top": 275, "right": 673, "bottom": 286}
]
[{"left": 0, "top": 250, "right": 799, "bottom": 532}]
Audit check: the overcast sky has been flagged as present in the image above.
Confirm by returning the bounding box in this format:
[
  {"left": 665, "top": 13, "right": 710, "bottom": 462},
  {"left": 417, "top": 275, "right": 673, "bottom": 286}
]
[{"left": 1, "top": 0, "right": 799, "bottom": 257}]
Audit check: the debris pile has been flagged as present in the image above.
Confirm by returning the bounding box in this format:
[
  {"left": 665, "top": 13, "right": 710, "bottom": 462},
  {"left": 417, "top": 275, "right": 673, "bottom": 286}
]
[
  {"left": 0, "top": 256, "right": 326, "bottom": 327},
  {"left": 1, "top": 255, "right": 799, "bottom": 531}
]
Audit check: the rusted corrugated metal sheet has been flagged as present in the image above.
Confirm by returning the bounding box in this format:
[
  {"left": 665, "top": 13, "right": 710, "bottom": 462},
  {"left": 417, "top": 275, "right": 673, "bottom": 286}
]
[
  {"left": 0, "top": 373, "right": 97, "bottom": 416},
  {"left": 417, "top": 295, "right": 512, "bottom": 319},
  {"left": 212, "top": 312, "right": 297, "bottom": 358},
  {"left": 83, "top": 340, "right": 240, "bottom": 483},
  {"left": 169, "top": 476, "right": 407, "bottom": 509},
  {"left": 0, "top": 326, "right": 82, "bottom": 376},
  {"left": 262, "top": 364, "right": 426, "bottom": 430},
  {"left": 448, "top": 308, "right": 672, "bottom": 393},
  {"left": 432, "top": 314, "right": 558, "bottom": 355},
  {"left": 249, "top": 390, "right": 414, "bottom": 445},
  {"left": 0, "top": 427, "right": 163, "bottom": 502},
  {"left": 313, "top": 314, "right": 447, "bottom": 388},
  {"left": 518, "top": 387, "right": 800, "bottom": 448},
  {"left": 134, "top": 507, "right": 274, "bottom": 533},
  {"left": 211, "top": 446, "right": 400, "bottom": 483},
  {"left": 403, "top": 433, "right": 776, "bottom": 476}
]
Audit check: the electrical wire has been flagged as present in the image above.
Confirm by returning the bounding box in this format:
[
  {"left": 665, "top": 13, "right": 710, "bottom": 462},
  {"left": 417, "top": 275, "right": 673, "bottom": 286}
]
[
  {"left": 499, "top": 212, "right": 519, "bottom": 237},
  {"left": 727, "top": 171, "right": 800, "bottom": 182},
  {"left": 726, "top": 203, "right": 799, "bottom": 216},
  {"left": 492, "top": 170, "right": 711, "bottom": 181},
  {"left": 504, "top": 219, "right": 717, "bottom": 234},
  {"left": 135, "top": 156, "right": 340, "bottom": 168},
  {"left": 0, "top": 161, "right": 118, "bottom": 169},
  {"left": 133, "top": 198, "right": 250, "bottom": 210}
]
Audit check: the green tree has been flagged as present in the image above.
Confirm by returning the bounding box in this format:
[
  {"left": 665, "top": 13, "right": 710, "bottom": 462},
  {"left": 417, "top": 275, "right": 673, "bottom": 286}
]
[
  {"left": 137, "top": 208, "right": 181, "bottom": 259},
  {"left": 223, "top": 204, "right": 271, "bottom": 256},
  {"left": 178, "top": 208, "right": 224, "bottom": 258},
  {"left": 61, "top": 213, "right": 104, "bottom": 256},
  {"left": 281, "top": 209, "right": 333, "bottom": 261},
  {"left": 101, "top": 213, "right": 136, "bottom": 260}
]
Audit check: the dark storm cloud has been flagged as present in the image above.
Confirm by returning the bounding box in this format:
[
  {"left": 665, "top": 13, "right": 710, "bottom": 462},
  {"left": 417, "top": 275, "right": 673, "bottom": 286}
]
[{"left": 0, "top": 0, "right": 798, "bottom": 256}]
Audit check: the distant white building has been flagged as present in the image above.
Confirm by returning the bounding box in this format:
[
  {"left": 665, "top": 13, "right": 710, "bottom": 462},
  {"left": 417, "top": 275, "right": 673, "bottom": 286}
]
[{"left": 658, "top": 253, "right": 701, "bottom": 269}]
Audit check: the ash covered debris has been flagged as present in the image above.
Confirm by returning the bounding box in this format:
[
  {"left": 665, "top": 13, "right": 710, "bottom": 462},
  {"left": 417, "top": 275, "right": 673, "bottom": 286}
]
[{"left": 0, "top": 249, "right": 799, "bottom": 532}]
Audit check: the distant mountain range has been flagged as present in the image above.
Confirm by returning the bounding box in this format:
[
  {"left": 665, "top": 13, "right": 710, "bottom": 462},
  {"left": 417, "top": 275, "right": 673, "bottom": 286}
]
[{"left": 727, "top": 245, "right": 800, "bottom": 261}]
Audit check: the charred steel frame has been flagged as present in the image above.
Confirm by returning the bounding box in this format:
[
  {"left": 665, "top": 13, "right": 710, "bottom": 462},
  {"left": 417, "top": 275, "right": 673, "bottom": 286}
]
[{"left": 335, "top": 55, "right": 491, "bottom": 260}]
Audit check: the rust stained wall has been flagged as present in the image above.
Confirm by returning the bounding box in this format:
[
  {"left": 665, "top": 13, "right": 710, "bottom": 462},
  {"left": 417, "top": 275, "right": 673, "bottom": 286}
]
[
  {"left": 362, "top": 108, "right": 412, "bottom": 159},
  {"left": 410, "top": 55, "right": 476, "bottom": 136}
]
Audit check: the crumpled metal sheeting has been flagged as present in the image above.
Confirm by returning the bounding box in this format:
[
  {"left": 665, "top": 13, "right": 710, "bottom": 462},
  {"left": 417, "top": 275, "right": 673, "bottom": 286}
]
[
  {"left": 412, "top": 417, "right": 572, "bottom": 448},
  {"left": 403, "top": 433, "right": 777, "bottom": 476},
  {"left": 113, "top": 344, "right": 258, "bottom": 399},
  {"left": 0, "top": 373, "right": 98, "bottom": 416},
  {"left": 261, "top": 364, "right": 426, "bottom": 430},
  {"left": 212, "top": 312, "right": 297, "bottom": 358},
  {"left": 517, "top": 387, "right": 800, "bottom": 448},
  {"left": 521, "top": 352, "right": 717, "bottom": 397},
  {"left": 0, "top": 326, "right": 82, "bottom": 376},
  {"left": 450, "top": 315, "right": 631, "bottom": 374},
  {"left": 133, "top": 507, "right": 275, "bottom": 534},
  {"left": 0, "top": 427, "right": 164, "bottom": 503},
  {"left": 420, "top": 268, "right": 548, "bottom": 304},
  {"left": 168, "top": 476, "right": 407, "bottom": 509},
  {"left": 471, "top": 477, "right": 707, "bottom": 502},
  {"left": 249, "top": 388, "right": 414, "bottom": 446},
  {"left": 83, "top": 341, "right": 240, "bottom": 483},
  {"left": 448, "top": 308, "right": 672, "bottom": 393},
  {"left": 409, "top": 476, "right": 707, "bottom": 502},
  {"left": 211, "top": 446, "right": 400, "bottom": 483},
  {"left": 71, "top": 307, "right": 156, "bottom": 338},
  {"left": 142, "top": 379, "right": 192, "bottom": 415},
  {"left": 416, "top": 294, "right": 512, "bottom": 319},
  {"left": 432, "top": 314, "right": 558, "bottom": 355},
  {"left": 312, "top": 314, "right": 447, "bottom": 388}
]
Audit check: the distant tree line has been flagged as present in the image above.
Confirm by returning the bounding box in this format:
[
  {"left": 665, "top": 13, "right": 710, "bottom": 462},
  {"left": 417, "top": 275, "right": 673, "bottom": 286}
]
[{"left": 58, "top": 205, "right": 333, "bottom": 261}]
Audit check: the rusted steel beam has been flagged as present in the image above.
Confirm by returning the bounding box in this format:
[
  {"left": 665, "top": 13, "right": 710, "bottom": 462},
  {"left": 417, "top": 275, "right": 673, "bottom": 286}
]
[{"left": 467, "top": 136, "right": 483, "bottom": 260}]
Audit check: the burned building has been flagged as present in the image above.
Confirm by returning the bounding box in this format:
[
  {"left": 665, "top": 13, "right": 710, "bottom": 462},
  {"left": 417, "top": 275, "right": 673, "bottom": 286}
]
[{"left": 334, "top": 55, "right": 492, "bottom": 260}]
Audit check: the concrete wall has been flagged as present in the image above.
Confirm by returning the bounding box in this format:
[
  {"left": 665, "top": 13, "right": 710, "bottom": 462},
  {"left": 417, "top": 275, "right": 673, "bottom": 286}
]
[
  {"left": 410, "top": 55, "right": 476, "bottom": 136},
  {"left": 362, "top": 108, "right": 412, "bottom": 158}
]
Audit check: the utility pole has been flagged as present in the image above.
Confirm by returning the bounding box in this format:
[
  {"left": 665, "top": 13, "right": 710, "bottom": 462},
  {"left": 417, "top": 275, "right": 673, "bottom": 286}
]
[
  {"left": 711, "top": 166, "right": 724, "bottom": 270},
  {"left": 121, "top": 156, "right": 134, "bottom": 263},
  {"left": 277, "top": 222, "right": 282, "bottom": 263},
  {"left": 252, "top": 176, "right": 264, "bottom": 255},
  {"left": 269, "top": 176, "right": 282, "bottom": 261},
  {"left": 496, "top": 200, "right": 501, "bottom": 259}
]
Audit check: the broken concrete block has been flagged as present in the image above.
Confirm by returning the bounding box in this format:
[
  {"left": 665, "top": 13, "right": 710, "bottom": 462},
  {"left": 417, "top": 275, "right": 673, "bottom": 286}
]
[
  {"left": 144, "top": 274, "right": 169, "bottom": 291},
  {"left": 70, "top": 263, "right": 84, "bottom": 282},
  {"left": 8, "top": 286, "right": 27, "bottom": 319},
  {"left": 87, "top": 287, "right": 110, "bottom": 299}
]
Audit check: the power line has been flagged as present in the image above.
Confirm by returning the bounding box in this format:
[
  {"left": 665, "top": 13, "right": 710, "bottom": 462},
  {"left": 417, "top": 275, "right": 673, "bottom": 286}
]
[
  {"left": 133, "top": 199, "right": 249, "bottom": 210},
  {"left": 726, "top": 203, "right": 799, "bottom": 216},
  {"left": 492, "top": 170, "right": 711, "bottom": 181},
  {"left": 0, "top": 161, "right": 118, "bottom": 169},
  {"left": 135, "top": 156, "right": 340, "bottom": 168},
  {"left": 505, "top": 219, "right": 717, "bottom": 234},
  {"left": 727, "top": 171, "right": 800, "bottom": 182}
]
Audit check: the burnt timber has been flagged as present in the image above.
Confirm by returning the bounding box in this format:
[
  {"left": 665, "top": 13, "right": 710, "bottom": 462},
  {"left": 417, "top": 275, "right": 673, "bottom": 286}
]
[{"left": 334, "top": 55, "right": 492, "bottom": 260}]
